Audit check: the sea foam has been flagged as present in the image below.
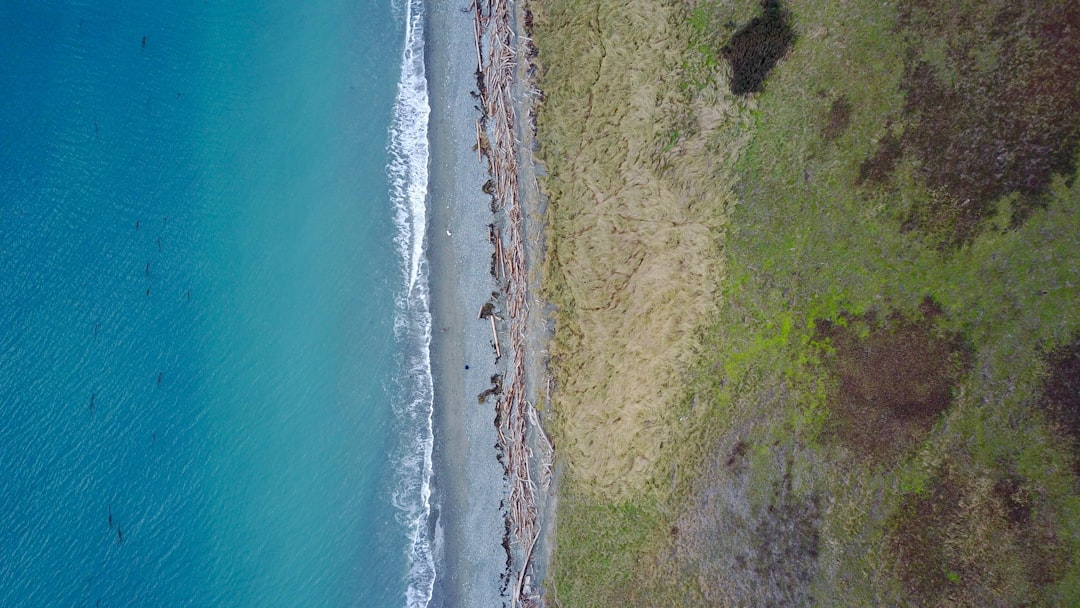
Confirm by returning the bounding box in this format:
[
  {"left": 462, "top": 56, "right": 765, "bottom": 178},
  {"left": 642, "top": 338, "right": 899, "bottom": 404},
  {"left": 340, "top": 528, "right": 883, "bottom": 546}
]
[{"left": 387, "top": 0, "right": 435, "bottom": 606}]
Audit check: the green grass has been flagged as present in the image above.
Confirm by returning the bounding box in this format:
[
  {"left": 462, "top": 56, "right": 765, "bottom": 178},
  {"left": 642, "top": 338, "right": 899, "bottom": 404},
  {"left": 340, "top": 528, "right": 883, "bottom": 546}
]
[
  {"left": 677, "top": 0, "right": 1080, "bottom": 604},
  {"left": 536, "top": 0, "right": 1080, "bottom": 604},
  {"left": 548, "top": 491, "right": 688, "bottom": 607}
]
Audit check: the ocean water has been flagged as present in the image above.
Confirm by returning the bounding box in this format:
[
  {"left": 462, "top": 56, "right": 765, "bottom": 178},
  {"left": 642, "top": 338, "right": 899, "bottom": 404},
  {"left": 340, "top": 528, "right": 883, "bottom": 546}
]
[{"left": 0, "top": 0, "right": 436, "bottom": 606}]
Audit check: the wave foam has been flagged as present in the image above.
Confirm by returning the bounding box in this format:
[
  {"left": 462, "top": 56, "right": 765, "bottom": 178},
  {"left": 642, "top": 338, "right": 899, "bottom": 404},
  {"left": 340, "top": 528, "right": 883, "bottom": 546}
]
[{"left": 386, "top": 0, "right": 435, "bottom": 606}]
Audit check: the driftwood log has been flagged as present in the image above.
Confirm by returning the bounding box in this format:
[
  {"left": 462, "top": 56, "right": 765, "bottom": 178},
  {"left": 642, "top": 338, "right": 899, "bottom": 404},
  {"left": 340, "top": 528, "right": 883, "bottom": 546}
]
[{"left": 473, "top": 1, "right": 545, "bottom": 607}]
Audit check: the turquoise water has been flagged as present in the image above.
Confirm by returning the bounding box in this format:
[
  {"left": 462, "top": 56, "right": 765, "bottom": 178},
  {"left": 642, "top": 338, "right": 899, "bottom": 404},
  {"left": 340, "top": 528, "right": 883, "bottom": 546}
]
[{"left": 0, "top": 1, "right": 433, "bottom": 605}]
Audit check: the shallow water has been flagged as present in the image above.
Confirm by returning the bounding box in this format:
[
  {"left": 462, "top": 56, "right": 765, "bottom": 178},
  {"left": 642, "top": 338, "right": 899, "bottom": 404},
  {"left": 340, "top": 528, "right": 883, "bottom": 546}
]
[{"left": 0, "top": 1, "right": 427, "bottom": 605}]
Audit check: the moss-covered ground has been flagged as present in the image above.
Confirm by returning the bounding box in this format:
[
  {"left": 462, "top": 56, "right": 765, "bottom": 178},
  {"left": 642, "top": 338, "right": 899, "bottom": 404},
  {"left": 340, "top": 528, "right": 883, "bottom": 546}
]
[{"left": 534, "top": 0, "right": 1080, "bottom": 605}]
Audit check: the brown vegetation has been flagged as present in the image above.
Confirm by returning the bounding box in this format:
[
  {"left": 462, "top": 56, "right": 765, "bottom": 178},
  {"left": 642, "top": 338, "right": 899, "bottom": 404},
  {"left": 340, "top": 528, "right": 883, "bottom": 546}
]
[
  {"left": 1039, "top": 335, "right": 1080, "bottom": 473},
  {"left": 889, "top": 461, "right": 1068, "bottom": 606},
  {"left": 889, "top": 467, "right": 964, "bottom": 604},
  {"left": 856, "top": 131, "right": 901, "bottom": 186},
  {"left": 821, "top": 95, "right": 852, "bottom": 142},
  {"left": 815, "top": 299, "right": 971, "bottom": 463},
  {"left": 864, "top": 0, "right": 1080, "bottom": 245}
]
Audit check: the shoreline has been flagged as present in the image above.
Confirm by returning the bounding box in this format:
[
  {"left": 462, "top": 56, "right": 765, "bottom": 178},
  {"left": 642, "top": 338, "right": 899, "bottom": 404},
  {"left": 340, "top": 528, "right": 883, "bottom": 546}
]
[
  {"left": 425, "top": 0, "right": 505, "bottom": 605},
  {"left": 425, "top": 0, "right": 551, "bottom": 605}
]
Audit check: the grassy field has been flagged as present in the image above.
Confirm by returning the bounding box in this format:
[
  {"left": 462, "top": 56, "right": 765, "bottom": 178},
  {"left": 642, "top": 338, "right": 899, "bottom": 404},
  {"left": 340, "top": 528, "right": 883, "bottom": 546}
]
[{"left": 534, "top": 0, "right": 1080, "bottom": 606}]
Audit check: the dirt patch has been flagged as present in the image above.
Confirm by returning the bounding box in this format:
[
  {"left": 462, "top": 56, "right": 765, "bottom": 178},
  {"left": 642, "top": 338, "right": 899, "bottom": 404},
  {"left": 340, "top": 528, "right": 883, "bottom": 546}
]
[
  {"left": 856, "top": 131, "right": 902, "bottom": 186},
  {"left": 821, "top": 95, "right": 852, "bottom": 142},
  {"left": 864, "top": 1, "right": 1080, "bottom": 245},
  {"left": 888, "top": 463, "right": 1067, "bottom": 605},
  {"left": 815, "top": 299, "right": 971, "bottom": 463},
  {"left": 721, "top": 0, "right": 795, "bottom": 96},
  {"left": 1039, "top": 334, "right": 1080, "bottom": 473}
]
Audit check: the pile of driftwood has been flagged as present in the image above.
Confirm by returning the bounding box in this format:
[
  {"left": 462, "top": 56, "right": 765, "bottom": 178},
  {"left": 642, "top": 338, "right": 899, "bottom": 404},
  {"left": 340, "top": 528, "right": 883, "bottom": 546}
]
[{"left": 472, "top": 1, "right": 548, "bottom": 606}]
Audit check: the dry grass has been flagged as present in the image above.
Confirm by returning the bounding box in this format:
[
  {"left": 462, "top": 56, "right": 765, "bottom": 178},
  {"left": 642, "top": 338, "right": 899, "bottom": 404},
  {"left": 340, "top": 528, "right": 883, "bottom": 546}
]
[{"left": 535, "top": 0, "right": 746, "bottom": 499}]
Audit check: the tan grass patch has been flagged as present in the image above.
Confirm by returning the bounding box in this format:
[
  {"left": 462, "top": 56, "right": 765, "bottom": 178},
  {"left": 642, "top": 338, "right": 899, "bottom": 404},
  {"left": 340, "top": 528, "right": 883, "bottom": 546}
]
[{"left": 535, "top": 0, "right": 747, "bottom": 499}]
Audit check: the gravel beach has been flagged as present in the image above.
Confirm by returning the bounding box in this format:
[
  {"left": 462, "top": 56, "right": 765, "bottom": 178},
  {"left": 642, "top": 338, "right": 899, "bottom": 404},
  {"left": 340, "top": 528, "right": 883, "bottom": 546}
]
[{"left": 425, "top": 2, "right": 509, "bottom": 606}]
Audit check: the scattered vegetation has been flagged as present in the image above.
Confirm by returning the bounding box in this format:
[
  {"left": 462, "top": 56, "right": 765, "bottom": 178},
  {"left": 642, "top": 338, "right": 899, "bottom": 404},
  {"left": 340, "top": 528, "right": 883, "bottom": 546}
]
[
  {"left": 889, "top": 459, "right": 1069, "bottom": 606},
  {"left": 889, "top": 464, "right": 966, "bottom": 603},
  {"left": 1040, "top": 335, "right": 1080, "bottom": 473},
  {"left": 676, "top": 436, "right": 822, "bottom": 607}
]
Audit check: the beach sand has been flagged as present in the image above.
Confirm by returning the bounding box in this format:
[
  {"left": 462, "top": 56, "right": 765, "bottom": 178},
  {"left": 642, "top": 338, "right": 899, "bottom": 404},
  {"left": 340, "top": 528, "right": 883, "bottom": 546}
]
[{"left": 425, "top": 2, "right": 509, "bottom": 607}]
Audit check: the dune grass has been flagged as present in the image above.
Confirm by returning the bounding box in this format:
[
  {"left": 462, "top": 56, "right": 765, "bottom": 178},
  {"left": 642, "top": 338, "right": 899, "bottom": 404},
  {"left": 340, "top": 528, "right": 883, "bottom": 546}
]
[
  {"left": 533, "top": 0, "right": 750, "bottom": 603},
  {"left": 533, "top": 0, "right": 744, "bottom": 500}
]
